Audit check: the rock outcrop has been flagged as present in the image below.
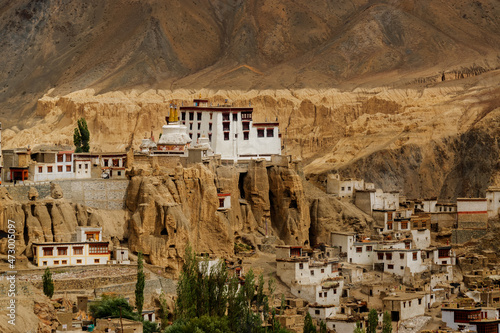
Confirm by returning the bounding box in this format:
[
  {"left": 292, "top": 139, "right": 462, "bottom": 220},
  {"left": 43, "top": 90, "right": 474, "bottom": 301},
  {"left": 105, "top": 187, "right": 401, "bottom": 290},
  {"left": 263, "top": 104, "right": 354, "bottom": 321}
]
[{"left": 0, "top": 192, "right": 122, "bottom": 260}]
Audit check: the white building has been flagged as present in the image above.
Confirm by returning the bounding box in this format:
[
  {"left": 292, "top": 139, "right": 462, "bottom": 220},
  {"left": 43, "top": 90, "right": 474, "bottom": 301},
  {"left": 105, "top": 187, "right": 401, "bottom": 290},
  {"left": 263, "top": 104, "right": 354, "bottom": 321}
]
[
  {"left": 276, "top": 245, "right": 343, "bottom": 322},
  {"left": 383, "top": 292, "right": 426, "bottom": 321},
  {"left": 422, "top": 198, "right": 437, "bottom": 213},
  {"left": 411, "top": 229, "right": 431, "bottom": 249},
  {"left": 431, "top": 246, "right": 456, "bottom": 266},
  {"left": 331, "top": 231, "right": 356, "bottom": 263},
  {"left": 32, "top": 227, "right": 109, "bottom": 267},
  {"left": 326, "top": 174, "right": 368, "bottom": 198},
  {"left": 487, "top": 187, "right": 500, "bottom": 218},
  {"left": 74, "top": 155, "right": 92, "bottom": 179},
  {"left": 114, "top": 247, "right": 130, "bottom": 264},
  {"left": 375, "top": 249, "right": 427, "bottom": 276},
  {"left": 180, "top": 98, "right": 281, "bottom": 161},
  {"left": 350, "top": 241, "right": 378, "bottom": 265},
  {"left": 355, "top": 189, "right": 400, "bottom": 215},
  {"left": 327, "top": 315, "right": 364, "bottom": 333}
]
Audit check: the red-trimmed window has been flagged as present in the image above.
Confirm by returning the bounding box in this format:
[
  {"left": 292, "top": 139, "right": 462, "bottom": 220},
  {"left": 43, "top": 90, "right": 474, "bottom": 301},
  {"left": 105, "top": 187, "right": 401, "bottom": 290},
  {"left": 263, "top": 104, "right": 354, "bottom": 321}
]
[
  {"left": 43, "top": 247, "right": 53, "bottom": 256},
  {"left": 257, "top": 129, "right": 265, "bottom": 137},
  {"left": 73, "top": 247, "right": 83, "bottom": 255}
]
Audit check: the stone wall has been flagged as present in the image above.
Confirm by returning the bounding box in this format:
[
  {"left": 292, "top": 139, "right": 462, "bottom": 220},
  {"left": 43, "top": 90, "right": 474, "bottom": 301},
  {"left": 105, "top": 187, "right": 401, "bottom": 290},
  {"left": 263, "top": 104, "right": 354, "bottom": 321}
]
[
  {"left": 3, "top": 179, "right": 129, "bottom": 209},
  {"left": 451, "top": 229, "right": 488, "bottom": 244}
]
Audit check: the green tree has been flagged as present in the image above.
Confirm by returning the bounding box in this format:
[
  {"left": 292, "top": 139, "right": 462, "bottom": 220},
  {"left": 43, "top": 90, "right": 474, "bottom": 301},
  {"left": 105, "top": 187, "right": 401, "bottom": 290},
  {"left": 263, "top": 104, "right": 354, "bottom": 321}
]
[
  {"left": 135, "top": 252, "right": 145, "bottom": 319},
  {"left": 303, "top": 312, "right": 317, "bottom": 333},
  {"left": 42, "top": 267, "right": 54, "bottom": 299},
  {"left": 280, "top": 293, "right": 286, "bottom": 315},
  {"left": 89, "top": 295, "right": 137, "bottom": 320},
  {"left": 159, "top": 292, "right": 170, "bottom": 330},
  {"left": 319, "top": 320, "right": 327, "bottom": 333},
  {"left": 354, "top": 322, "right": 366, "bottom": 333},
  {"left": 73, "top": 118, "right": 90, "bottom": 153},
  {"left": 382, "top": 311, "right": 392, "bottom": 333},
  {"left": 143, "top": 320, "right": 159, "bottom": 333},
  {"left": 367, "top": 309, "right": 378, "bottom": 333}
]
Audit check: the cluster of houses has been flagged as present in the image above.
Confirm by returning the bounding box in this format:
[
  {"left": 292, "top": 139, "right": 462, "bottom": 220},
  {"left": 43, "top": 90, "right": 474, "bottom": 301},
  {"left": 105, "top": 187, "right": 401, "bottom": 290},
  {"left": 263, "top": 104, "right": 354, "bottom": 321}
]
[{"left": 267, "top": 175, "right": 500, "bottom": 332}]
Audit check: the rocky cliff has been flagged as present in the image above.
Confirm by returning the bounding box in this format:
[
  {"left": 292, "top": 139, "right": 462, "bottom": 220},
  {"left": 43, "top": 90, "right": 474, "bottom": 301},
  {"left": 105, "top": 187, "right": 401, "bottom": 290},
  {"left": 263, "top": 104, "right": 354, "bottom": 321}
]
[{"left": 5, "top": 71, "right": 499, "bottom": 200}]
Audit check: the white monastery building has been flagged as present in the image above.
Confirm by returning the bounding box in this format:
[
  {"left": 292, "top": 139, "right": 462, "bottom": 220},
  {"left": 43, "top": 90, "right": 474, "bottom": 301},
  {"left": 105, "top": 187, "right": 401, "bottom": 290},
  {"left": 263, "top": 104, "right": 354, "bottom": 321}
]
[{"left": 180, "top": 98, "right": 281, "bottom": 161}]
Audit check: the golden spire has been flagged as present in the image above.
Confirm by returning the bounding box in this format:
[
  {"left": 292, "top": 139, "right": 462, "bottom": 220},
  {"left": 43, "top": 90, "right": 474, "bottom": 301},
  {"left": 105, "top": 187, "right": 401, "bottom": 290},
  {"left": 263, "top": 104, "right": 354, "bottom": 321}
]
[{"left": 168, "top": 104, "right": 178, "bottom": 123}]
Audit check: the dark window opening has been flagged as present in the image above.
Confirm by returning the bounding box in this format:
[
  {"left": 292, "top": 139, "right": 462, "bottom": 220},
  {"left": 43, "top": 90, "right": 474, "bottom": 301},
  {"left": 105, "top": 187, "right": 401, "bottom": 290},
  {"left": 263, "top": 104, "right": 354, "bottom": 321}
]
[
  {"left": 267, "top": 128, "right": 274, "bottom": 137},
  {"left": 189, "top": 112, "right": 194, "bottom": 121},
  {"left": 257, "top": 129, "right": 265, "bottom": 137},
  {"left": 224, "top": 132, "right": 230, "bottom": 141},
  {"left": 233, "top": 113, "right": 238, "bottom": 121}
]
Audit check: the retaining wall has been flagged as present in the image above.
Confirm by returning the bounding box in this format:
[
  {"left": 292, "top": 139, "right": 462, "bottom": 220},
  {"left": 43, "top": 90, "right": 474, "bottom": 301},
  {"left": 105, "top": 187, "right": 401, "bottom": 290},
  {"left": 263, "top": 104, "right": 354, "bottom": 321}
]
[{"left": 3, "top": 179, "right": 129, "bottom": 210}]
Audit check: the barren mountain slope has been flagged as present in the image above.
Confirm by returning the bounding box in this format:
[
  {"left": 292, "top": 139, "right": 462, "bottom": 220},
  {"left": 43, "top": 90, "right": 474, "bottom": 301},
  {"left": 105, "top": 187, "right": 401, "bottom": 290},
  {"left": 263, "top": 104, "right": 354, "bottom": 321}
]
[{"left": 1, "top": 0, "right": 499, "bottom": 127}]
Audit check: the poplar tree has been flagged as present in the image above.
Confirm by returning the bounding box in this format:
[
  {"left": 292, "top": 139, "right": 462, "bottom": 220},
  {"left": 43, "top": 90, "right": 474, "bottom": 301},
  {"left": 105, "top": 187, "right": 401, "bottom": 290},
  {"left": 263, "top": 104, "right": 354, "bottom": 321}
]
[
  {"left": 367, "top": 309, "right": 378, "bottom": 333},
  {"left": 73, "top": 118, "right": 90, "bottom": 153},
  {"left": 42, "top": 267, "right": 54, "bottom": 299},
  {"left": 382, "top": 311, "right": 393, "bottom": 333},
  {"left": 303, "top": 312, "right": 317, "bottom": 333},
  {"left": 135, "top": 252, "right": 145, "bottom": 319}
]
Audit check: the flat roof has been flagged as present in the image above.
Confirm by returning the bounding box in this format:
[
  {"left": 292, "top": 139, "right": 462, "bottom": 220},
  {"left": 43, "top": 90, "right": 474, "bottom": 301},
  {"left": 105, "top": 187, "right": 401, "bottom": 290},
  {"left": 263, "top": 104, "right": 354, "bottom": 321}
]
[
  {"left": 331, "top": 231, "right": 356, "bottom": 236},
  {"left": 33, "top": 241, "right": 108, "bottom": 246},
  {"left": 457, "top": 198, "right": 487, "bottom": 201},
  {"left": 383, "top": 292, "right": 425, "bottom": 301},
  {"left": 180, "top": 106, "right": 253, "bottom": 112}
]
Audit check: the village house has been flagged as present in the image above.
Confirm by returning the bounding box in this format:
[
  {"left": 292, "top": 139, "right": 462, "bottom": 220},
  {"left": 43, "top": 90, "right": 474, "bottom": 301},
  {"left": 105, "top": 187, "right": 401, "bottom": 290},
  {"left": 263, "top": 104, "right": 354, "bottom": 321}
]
[
  {"left": 73, "top": 152, "right": 127, "bottom": 179},
  {"left": 410, "top": 229, "right": 431, "bottom": 249},
  {"left": 374, "top": 248, "right": 427, "bottom": 276},
  {"left": 32, "top": 227, "right": 110, "bottom": 267},
  {"left": 179, "top": 98, "right": 281, "bottom": 161},
  {"left": 276, "top": 245, "right": 344, "bottom": 322},
  {"left": 30, "top": 149, "right": 74, "bottom": 182},
  {"left": 355, "top": 189, "right": 400, "bottom": 216},
  {"left": 325, "top": 174, "right": 374, "bottom": 198},
  {"left": 383, "top": 292, "right": 426, "bottom": 321},
  {"left": 350, "top": 239, "right": 379, "bottom": 265},
  {"left": 331, "top": 231, "right": 356, "bottom": 263}
]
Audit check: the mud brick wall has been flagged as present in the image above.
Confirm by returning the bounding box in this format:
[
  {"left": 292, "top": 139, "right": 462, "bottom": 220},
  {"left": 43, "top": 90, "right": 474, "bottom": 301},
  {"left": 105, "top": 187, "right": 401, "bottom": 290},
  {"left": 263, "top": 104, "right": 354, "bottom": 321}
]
[{"left": 4, "top": 179, "right": 129, "bottom": 210}]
